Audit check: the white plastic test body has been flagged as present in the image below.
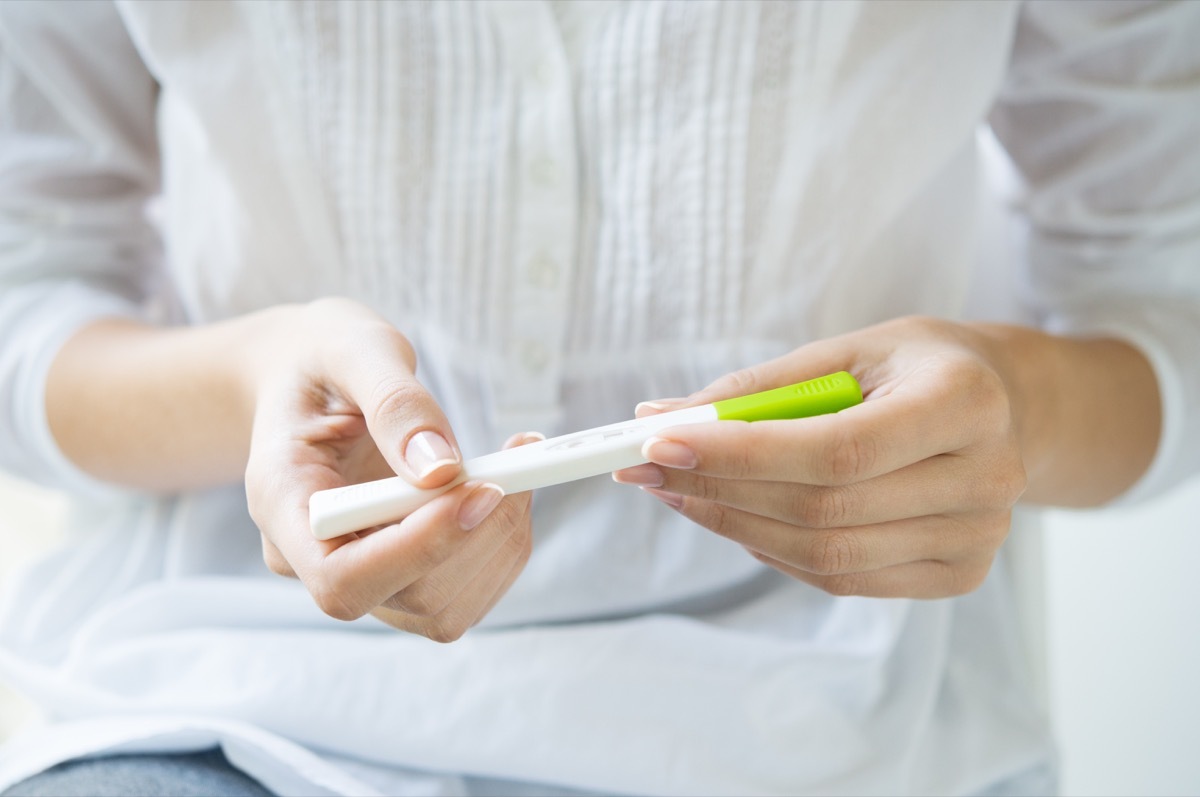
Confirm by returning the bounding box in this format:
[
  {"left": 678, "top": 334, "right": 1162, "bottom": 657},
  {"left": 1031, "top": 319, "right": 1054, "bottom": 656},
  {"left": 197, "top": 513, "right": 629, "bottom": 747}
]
[{"left": 309, "top": 371, "right": 863, "bottom": 540}]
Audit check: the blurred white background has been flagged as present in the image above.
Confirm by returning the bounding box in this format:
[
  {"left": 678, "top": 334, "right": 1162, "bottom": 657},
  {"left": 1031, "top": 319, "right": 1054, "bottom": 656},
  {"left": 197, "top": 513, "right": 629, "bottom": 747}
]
[
  {"left": 1041, "top": 480, "right": 1200, "bottom": 796},
  {"left": 1, "top": 471, "right": 1198, "bottom": 794}
]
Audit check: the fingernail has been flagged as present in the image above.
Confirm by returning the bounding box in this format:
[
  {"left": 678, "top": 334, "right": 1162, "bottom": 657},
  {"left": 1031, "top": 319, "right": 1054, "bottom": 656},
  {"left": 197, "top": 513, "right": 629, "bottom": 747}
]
[
  {"left": 458, "top": 483, "right": 505, "bottom": 530},
  {"left": 612, "top": 463, "right": 665, "bottom": 488},
  {"left": 642, "top": 437, "right": 698, "bottom": 469},
  {"left": 635, "top": 398, "right": 688, "bottom": 415},
  {"left": 503, "top": 431, "right": 546, "bottom": 449},
  {"left": 405, "top": 430, "right": 459, "bottom": 481},
  {"left": 642, "top": 487, "right": 684, "bottom": 509}
]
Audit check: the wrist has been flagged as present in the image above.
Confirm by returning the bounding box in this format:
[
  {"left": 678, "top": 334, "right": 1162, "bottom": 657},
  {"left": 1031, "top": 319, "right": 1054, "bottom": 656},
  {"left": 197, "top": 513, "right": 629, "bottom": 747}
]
[
  {"left": 229, "top": 303, "right": 306, "bottom": 413},
  {"left": 964, "top": 321, "right": 1160, "bottom": 506},
  {"left": 45, "top": 309, "right": 293, "bottom": 491}
]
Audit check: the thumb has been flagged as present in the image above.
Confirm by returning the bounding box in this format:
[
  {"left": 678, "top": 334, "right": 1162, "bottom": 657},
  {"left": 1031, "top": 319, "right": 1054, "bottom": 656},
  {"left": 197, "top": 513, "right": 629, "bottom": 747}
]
[{"left": 335, "top": 329, "right": 462, "bottom": 488}]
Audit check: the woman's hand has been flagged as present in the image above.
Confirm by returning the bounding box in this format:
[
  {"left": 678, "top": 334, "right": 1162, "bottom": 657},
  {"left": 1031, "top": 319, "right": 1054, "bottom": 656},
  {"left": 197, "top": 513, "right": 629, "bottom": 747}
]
[
  {"left": 613, "top": 316, "right": 1160, "bottom": 599},
  {"left": 241, "top": 298, "right": 534, "bottom": 640},
  {"left": 47, "top": 297, "right": 534, "bottom": 640}
]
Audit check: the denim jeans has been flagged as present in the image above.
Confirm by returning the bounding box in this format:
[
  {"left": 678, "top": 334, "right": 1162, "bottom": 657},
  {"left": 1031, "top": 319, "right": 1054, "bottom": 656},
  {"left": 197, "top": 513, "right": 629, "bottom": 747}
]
[{"left": 2, "top": 748, "right": 274, "bottom": 797}]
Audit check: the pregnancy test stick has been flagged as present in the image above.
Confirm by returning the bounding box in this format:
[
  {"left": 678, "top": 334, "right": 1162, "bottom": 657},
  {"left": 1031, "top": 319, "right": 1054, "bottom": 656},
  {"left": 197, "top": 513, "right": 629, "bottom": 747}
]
[{"left": 310, "top": 371, "right": 862, "bottom": 540}]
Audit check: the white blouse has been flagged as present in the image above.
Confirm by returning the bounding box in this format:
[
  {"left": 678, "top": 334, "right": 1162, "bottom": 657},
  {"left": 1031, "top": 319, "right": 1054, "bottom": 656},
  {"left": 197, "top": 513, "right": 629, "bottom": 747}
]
[{"left": 1, "top": 1, "right": 1197, "bottom": 794}]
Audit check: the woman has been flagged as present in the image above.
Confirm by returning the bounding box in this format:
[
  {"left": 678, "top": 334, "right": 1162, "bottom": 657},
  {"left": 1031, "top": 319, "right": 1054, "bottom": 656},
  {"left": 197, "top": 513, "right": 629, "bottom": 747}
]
[{"left": 1, "top": 1, "right": 1197, "bottom": 794}]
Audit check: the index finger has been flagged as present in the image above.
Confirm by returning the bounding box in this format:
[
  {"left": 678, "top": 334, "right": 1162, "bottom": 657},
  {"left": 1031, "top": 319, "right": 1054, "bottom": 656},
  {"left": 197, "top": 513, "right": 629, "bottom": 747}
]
[{"left": 644, "top": 384, "right": 977, "bottom": 486}]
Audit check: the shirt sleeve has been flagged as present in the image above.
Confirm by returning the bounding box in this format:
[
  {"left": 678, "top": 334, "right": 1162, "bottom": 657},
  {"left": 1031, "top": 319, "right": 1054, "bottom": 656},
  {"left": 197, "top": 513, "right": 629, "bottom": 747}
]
[
  {"left": 989, "top": 0, "right": 1200, "bottom": 503},
  {"left": 0, "top": 1, "right": 160, "bottom": 498}
]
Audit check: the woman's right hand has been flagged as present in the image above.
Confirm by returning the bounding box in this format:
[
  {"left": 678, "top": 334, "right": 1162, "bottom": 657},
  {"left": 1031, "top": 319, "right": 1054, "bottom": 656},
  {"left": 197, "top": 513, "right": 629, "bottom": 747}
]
[{"left": 242, "top": 298, "right": 534, "bottom": 642}]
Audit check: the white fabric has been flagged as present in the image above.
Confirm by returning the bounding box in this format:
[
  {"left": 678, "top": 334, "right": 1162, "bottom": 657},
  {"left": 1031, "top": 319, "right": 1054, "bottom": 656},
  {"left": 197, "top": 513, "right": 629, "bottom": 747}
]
[{"left": 1, "top": 0, "right": 1198, "bottom": 794}]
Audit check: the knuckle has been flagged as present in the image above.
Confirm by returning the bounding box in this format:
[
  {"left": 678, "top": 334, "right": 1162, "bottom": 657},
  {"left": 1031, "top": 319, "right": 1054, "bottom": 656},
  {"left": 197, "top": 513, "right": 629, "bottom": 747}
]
[
  {"left": 243, "top": 468, "right": 275, "bottom": 531},
  {"left": 513, "top": 520, "right": 535, "bottom": 561},
  {"left": 975, "top": 385, "right": 1008, "bottom": 427},
  {"left": 424, "top": 614, "right": 470, "bottom": 644},
  {"left": 368, "top": 605, "right": 408, "bottom": 632},
  {"left": 968, "top": 558, "right": 995, "bottom": 592},
  {"left": 898, "top": 314, "right": 945, "bottom": 338},
  {"left": 697, "top": 499, "right": 737, "bottom": 538},
  {"left": 246, "top": 500, "right": 267, "bottom": 534},
  {"left": 245, "top": 499, "right": 267, "bottom": 537},
  {"left": 982, "top": 511, "right": 1014, "bottom": 550},
  {"left": 747, "top": 547, "right": 774, "bottom": 568},
  {"left": 974, "top": 449, "right": 1026, "bottom": 511},
  {"left": 883, "top": 314, "right": 951, "bottom": 347},
  {"left": 486, "top": 495, "right": 526, "bottom": 530},
  {"left": 994, "top": 453, "right": 1028, "bottom": 507},
  {"left": 385, "top": 329, "right": 418, "bottom": 371},
  {"left": 955, "top": 362, "right": 993, "bottom": 408},
  {"left": 960, "top": 357, "right": 1004, "bottom": 406},
  {"left": 820, "top": 572, "right": 868, "bottom": 598},
  {"left": 516, "top": 534, "right": 533, "bottom": 568},
  {"left": 500, "top": 520, "right": 533, "bottom": 562},
  {"left": 402, "top": 539, "right": 454, "bottom": 583},
  {"left": 796, "top": 486, "right": 852, "bottom": 529},
  {"left": 809, "top": 530, "right": 862, "bottom": 576},
  {"left": 949, "top": 357, "right": 1013, "bottom": 437},
  {"left": 396, "top": 581, "right": 454, "bottom": 617},
  {"left": 369, "top": 378, "right": 430, "bottom": 427},
  {"left": 946, "top": 558, "right": 994, "bottom": 597},
  {"left": 821, "top": 429, "right": 877, "bottom": 486},
  {"left": 692, "top": 475, "right": 725, "bottom": 504},
  {"left": 309, "top": 298, "right": 415, "bottom": 355},
  {"left": 710, "top": 368, "right": 763, "bottom": 400},
  {"left": 310, "top": 581, "right": 364, "bottom": 622},
  {"left": 261, "top": 540, "right": 295, "bottom": 578},
  {"left": 727, "top": 443, "right": 759, "bottom": 480},
  {"left": 948, "top": 512, "right": 1010, "bottom": 559}
]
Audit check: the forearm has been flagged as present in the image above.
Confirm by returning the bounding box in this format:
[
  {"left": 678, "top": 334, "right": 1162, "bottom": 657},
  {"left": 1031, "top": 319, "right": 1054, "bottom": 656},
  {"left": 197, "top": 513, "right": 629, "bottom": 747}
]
[
  {"left": 44, "top": 311, "right": 273, "bottom": 491},
  {"left": 973, "top": 323, "right": 1161, "bottom": 507}
]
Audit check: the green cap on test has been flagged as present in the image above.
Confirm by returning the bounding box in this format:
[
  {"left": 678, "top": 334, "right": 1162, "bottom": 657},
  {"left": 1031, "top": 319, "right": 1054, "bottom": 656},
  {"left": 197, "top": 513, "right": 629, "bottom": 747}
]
[{"left": 712, "top": 371, "right": 863, "bottom": 422}]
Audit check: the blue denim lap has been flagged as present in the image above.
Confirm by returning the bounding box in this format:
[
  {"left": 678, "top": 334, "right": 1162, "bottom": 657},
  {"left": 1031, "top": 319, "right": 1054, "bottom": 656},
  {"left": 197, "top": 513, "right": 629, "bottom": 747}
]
[{"left": 1, "top": 749, "right": 274, "bottom": 797}]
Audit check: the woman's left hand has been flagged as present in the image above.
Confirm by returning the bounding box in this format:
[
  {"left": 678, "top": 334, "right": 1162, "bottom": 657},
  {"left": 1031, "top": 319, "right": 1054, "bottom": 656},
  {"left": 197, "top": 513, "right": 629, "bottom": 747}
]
[{"left": 614, "top": 316, "right": 1129, "bottom": 599}]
